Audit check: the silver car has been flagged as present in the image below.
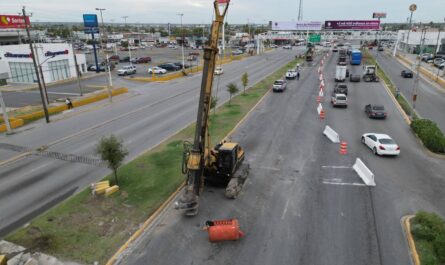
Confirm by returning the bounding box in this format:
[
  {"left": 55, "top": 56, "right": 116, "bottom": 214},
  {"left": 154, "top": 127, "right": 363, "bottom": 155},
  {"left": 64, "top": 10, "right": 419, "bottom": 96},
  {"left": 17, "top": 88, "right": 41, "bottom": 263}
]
[{"left": 272, "top": 80, "right": 287, "bottom": 92}]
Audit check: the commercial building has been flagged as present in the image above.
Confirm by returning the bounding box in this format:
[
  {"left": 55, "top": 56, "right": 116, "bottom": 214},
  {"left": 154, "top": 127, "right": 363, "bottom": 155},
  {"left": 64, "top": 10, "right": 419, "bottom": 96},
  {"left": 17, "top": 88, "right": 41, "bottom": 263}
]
[
  {"left": 397, "top": 30, "right": 445, "bottom": 55},
  {"left": 0, "top": 43, "right": 87, "bottom": 84}
]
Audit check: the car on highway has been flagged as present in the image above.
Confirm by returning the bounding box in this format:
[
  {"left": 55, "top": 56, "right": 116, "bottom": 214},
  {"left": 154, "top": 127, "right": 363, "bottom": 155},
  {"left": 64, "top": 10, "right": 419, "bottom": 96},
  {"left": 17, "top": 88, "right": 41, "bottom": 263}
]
[
  {"left": 214, "top": 66, "right": 224, "bottom": 75},
  {"left": 158, "top": 63, "right": 180, "bottom": 71},
  {"left": 285, "top": 69, "right": 297, "bottom": 80},
  {"left": 361, "top": 133, "right": 400, "bottom": 156},
  {"left": 378, "top": 46, "right": 384, "bottom": 51},
  {"left": 282, "top": 45, "right": 292, "bottom": 49},
  {"left": 364, "top": 104, "right": 387, "bottom": 119},
  {"left": 117, "top": 65, "right": 137, "bottom": 76},
  {"left": 147, "top": 66, "right": 167, "bottom": 74},
  {"left": 401, "top": 70, "right": 413, "bottom": 78},
  {"left": 272, "top": 80, "right": 287, "bottom": 92},
  {"left": 270, "top": 44, "right": 278, "bottom": 48},
  {"left": 172, "top": 62, "right": 190, "bottom": 69},
  {"left": 350, "top": 74, "right": 361, "bottom": 82},
  {"left": 232, "top": 50, "right": 243, "bottom": 55},
  {"left": 333, "top": 83, "right": 348, "bottom": 95},
  {"left": 331, "top": 93, "right": 347, "bottom": 108},
  {"left": 332, "top": 47, "right": 338, "bottom": 52}
]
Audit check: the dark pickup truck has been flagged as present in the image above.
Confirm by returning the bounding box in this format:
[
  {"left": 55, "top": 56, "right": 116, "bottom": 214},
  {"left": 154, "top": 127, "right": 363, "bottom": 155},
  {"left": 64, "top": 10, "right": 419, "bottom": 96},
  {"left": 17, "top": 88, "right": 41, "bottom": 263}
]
[{"left": 333, "top": 83, "right": 348, "bottom": 95}]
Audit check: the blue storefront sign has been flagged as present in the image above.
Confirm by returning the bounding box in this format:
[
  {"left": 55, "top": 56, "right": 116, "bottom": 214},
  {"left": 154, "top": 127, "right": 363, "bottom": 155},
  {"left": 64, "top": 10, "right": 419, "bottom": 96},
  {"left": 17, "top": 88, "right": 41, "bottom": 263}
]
[{"left": 83, "top": 14, "right": 98, "bottom": 28}]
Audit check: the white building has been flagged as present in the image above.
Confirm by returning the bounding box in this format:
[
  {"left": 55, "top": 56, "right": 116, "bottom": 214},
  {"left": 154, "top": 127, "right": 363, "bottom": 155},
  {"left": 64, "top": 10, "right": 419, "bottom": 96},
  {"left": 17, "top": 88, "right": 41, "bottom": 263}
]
[
  {"left": 0, "top": 43, "right": 87, "bottom": 84},
  {"left": 397, "top": 30, "right": 445, "bottom": 54}
]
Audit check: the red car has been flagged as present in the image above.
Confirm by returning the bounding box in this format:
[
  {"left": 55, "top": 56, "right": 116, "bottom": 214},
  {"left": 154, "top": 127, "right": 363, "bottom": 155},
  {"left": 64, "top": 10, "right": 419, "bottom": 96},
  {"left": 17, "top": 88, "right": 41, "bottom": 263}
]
[
  {"left": 109, "top": 55, "right": 120, "bottom": 61},
  {"left": 135, "top": 57, "right": 151, "bottom": 63}
]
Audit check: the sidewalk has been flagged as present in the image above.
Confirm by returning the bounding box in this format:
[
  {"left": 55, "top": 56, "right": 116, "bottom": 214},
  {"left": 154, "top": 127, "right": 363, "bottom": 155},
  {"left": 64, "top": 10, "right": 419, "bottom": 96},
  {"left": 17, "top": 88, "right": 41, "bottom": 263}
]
[
  {"left": 0, "top": 71, "right": 107, "bottom": 92},
  {"left": 394, "top": 49, "right": 445, "bottom": 89}
]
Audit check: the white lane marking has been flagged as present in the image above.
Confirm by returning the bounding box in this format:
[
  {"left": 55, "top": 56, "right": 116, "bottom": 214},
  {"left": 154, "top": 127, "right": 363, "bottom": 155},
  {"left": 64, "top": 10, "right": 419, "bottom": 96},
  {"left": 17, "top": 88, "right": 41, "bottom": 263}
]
[
  {"left": 322, "top": 181, "right": 366, "bottom": 186},
  {"left": 29, "top": 163, "right": 49, "bottom": 173},
  {"left": 322, "top": 165, "right": 351, "bottom": 169},
  {"left": 254, "top": 166, "right": 280, "bottom": 171},
  {"left": 281, "top": 198, "right": 291, "bottom": 220}
]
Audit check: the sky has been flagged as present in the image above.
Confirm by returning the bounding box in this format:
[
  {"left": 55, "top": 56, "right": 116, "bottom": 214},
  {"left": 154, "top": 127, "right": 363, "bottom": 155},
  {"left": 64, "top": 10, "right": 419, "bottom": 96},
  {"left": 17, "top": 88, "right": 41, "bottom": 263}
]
[{"left": 1, "top": 0, "right": 443, "bottom": 25}]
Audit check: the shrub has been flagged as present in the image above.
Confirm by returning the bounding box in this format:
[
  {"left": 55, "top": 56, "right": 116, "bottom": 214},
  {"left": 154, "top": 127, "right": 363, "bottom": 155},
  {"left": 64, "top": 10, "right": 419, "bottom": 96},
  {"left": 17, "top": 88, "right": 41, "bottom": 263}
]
[
  {"left": 411, "top": 119, "right": 445, "bottom": 154},
  {"left": 412, "top": 211, "right": 445, "bottom": 263}
]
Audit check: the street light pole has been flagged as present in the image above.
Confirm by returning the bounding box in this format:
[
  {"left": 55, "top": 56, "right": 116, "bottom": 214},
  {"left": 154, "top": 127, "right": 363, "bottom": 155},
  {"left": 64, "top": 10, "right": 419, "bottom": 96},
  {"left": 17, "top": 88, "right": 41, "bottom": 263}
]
[
  {"left": 405, "top": 4, "right": 417, "bottom": 53},
  {"left": 96, "top": 8, "right": 112, "bottom": 102},
  {"left": 412, "top": 26, "right": 426, "bottom": 116},
  {"left": 177, "top": 13, "right": 185, "bottom": 71},
  {"left": 22, "top": 6, "right": 50, "bottom": 123}
]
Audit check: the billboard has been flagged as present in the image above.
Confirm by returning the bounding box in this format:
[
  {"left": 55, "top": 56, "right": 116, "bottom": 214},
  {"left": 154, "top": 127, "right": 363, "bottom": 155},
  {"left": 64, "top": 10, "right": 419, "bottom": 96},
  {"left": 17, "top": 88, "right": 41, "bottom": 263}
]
[
  {"left": 373, "top": 13, "right": 387, "bottom": 19},
  {"left": 83, "top": 14, "right": 99, "bottom": 28},
  {"left": 325, "top": 20, "right": 380, "bottom": 30},
  {"left": 0, "top": 15, "right": 30, "bottom": 28},
  {"left": 272, "top": 21, "right": 323, "bottom": 31}
]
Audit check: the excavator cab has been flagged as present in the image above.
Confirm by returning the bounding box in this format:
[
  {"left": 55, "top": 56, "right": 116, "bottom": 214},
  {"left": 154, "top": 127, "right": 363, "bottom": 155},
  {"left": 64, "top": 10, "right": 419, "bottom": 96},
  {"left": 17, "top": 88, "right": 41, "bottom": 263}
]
[{"left": 214, "top": 142, "right": 244, "bottom": 181}]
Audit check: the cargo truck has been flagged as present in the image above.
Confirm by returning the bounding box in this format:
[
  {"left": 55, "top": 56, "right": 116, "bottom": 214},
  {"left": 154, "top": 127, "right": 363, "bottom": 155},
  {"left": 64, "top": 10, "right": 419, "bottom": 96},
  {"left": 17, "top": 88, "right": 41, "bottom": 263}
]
[{"left": 335, "top": 65, "right": 347, "bottom": 82}]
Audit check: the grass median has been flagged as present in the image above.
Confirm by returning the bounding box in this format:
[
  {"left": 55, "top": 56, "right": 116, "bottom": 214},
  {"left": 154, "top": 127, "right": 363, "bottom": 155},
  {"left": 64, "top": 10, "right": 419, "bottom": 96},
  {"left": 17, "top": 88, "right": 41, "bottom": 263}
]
[
  {"left": 6, "top": 59, "right": 299, "bottom": 264},
  {"left": 363, "top": 51, "right": 419, "bottom": 119}
]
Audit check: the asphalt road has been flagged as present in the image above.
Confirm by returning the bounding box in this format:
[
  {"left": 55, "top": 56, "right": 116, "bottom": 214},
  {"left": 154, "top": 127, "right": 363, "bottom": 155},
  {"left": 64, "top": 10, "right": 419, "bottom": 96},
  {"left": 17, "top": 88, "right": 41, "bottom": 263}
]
[
  {"left": 0, "top": 48, "right": 304, "bottom": 238},
  {"left": 117, "top": 50, "right": 445, "bottom": 265},
  {"left": 372, "top": 50, "right": 445, "bottom": 132}
]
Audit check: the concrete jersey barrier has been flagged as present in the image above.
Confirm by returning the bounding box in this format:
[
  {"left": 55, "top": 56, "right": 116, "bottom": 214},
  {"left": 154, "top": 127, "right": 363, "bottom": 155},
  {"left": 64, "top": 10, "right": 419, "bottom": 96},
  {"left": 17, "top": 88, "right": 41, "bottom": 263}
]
[
  {"left": 323, "top": 125, "right": 340, "bottom": 143},
  {"left": 353, "top": 158, "right": 376, "bottom": 186}
]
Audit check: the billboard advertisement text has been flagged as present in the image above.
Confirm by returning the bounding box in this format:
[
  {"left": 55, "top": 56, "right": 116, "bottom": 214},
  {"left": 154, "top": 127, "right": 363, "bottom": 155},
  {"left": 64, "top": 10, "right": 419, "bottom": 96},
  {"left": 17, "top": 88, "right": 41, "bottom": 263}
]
[
  {"left": 325, "top": 20, "right": 380, "bottom": 30},
  {"left": 272, "top": 21, "right": 323, "bottom": 31}
]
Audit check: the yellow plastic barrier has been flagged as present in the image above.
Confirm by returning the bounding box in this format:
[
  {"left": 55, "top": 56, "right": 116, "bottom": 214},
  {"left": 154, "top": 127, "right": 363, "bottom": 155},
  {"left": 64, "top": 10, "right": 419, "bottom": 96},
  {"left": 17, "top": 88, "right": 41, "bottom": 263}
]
[
  {"left": 105, "top": 185, "right": 119, "bottom": 197},
  {"left": 0, "top": 255, "right": 7, "bottom": 265},
  {"left": 0, "top": 118, "right": 24, "bottom": 133}
]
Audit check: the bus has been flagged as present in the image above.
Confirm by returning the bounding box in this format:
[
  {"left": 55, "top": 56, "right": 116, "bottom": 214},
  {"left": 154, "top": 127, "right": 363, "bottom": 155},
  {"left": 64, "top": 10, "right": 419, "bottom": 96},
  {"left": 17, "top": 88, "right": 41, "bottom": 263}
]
[{"left": 350, "top": 50, "right": 362, "bottom": 65}]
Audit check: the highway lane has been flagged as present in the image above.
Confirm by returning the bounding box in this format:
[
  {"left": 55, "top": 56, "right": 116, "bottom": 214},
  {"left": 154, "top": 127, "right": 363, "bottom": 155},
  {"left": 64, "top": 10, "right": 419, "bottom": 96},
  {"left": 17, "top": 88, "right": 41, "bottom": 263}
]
[
  {"left": 118, "top": 51, "right": 445, "bottom": 265},
  {"left": 372, "top": 50, "right": 445, "bottom": 132},
  {"left": 0, "top": 48, "right": 304, "bottom": 237}
]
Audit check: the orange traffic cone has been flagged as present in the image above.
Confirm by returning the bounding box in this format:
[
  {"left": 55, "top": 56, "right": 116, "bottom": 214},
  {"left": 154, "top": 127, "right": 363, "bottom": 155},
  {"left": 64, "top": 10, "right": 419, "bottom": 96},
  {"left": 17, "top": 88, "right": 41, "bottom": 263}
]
[
  {"left": 205, "top": 219, "right": 245, "bottom": 242},
  {"left": 340, "top": 141, "right": 348, "bottom": 155},
  {"left": 319, "top": 109, "right": 326, "bottom": 120}
]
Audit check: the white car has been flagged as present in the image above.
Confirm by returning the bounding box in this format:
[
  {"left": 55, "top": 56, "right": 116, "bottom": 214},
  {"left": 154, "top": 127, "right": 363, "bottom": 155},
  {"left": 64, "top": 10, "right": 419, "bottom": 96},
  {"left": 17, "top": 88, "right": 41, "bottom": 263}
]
[
  {"left": 117, "top": 65, "right": 137, "bottom": 76},
  {"left": 214, "top": 66, "right": 224, "bottom": 75},
  {"left": 361, "top": 133, "right": 400, "bottom": 156},
  {"left": 148, "top": 66, "right": 167, "bottom": 74},
  {"left": 282, "top": 45, "right": 292, "bottom": 49}
]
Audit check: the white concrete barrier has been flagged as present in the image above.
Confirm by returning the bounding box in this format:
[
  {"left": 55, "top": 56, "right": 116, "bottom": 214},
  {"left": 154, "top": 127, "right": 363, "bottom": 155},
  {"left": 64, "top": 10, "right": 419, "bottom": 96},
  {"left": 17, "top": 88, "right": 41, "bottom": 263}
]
[
  {"left": 319, "top": 74, "right": 323, "bottom": 81},
  {"left": 317, "top": 103, "right": 323, "bottom": 115},
  {"left": 323, "top": 125, "right": 340, "bottom": 143},
  {"left": 319, "top": 89, "right": 324, "bottom": 97},
  {"left": 352, "top": 158, "right": 376, "bottom": 186}
]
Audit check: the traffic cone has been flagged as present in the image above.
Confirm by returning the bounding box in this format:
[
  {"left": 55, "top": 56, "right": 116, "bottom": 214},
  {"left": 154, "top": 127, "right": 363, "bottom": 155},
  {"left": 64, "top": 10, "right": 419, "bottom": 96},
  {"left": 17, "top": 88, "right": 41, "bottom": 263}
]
[
  {"left": 340, "top": 141, "right": 348, "bottom": 155},
  {"left": 316, "top": 95, "right": 321, "bottom": 103},
  {"left": 319, "top": 109, "right": 326, "bottom": 120}
]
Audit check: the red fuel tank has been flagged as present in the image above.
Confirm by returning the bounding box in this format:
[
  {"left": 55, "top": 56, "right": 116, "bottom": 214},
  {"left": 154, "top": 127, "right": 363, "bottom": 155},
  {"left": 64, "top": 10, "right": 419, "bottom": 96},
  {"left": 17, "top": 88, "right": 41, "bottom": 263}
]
[{"left": 206, "top": 219, "right": 244, "bottom": 242}]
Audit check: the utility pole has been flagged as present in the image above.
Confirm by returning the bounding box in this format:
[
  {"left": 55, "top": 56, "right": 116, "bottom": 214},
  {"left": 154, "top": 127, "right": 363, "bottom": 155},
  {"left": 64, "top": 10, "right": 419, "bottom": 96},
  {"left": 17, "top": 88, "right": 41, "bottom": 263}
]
[
  {"left": 122, "top": 16, "right": 128, "bottom": 27},
  {"left": 0, "top": 91, "right": 12, "bottom": 134},
  {"left": 177, "top": 13, "right": 185, "bottom": 71},
  {"left": 22, "top": 6, "right": 50, "bottom": 123},
  {"left": 412, "top": 26, "right": 426, "bottom": 115}
]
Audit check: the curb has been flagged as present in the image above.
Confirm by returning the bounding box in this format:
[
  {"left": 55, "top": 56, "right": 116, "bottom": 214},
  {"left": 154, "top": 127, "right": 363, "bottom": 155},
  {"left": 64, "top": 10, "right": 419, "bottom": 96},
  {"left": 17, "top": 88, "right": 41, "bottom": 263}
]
[
  {"left": 402, "top": 215, "right": 420, "bottom": 265},
  {"left": 0, "top": 88, "right": 129, "bottom": 133},
  {"left": 105, "top": 59, "right": 300, "bottom": 265}
]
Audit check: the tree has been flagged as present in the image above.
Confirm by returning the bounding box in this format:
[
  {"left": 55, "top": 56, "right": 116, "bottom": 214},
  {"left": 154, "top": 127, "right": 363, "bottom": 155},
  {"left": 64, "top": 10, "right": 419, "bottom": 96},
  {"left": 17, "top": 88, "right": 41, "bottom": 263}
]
[
  {"left": 241, "top": 72, "right": 248, "bottom": 94},
  {"left": 95, "top": 135, "right": 128, "bottom": 185},
  {"left": 226, "top": 83, "right": 239, "bottom": 105}
]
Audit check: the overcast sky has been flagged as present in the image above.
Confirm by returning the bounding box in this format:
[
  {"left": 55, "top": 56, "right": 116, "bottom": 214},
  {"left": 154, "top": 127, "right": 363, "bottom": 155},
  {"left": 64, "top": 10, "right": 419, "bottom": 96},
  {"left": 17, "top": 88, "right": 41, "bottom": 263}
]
[{"left": 1, "top": 0, "right": 443, "bottom": 25}]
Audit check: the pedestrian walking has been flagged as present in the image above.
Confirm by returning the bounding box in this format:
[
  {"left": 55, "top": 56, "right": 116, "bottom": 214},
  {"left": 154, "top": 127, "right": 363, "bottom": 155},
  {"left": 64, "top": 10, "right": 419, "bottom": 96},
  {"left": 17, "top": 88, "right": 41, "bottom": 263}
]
[
  {"left": 296, "top": 71, "right": 300, "bottom": 80},
  {"left": 65, "top": 97, "right": 73, "bottom": 109}
]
